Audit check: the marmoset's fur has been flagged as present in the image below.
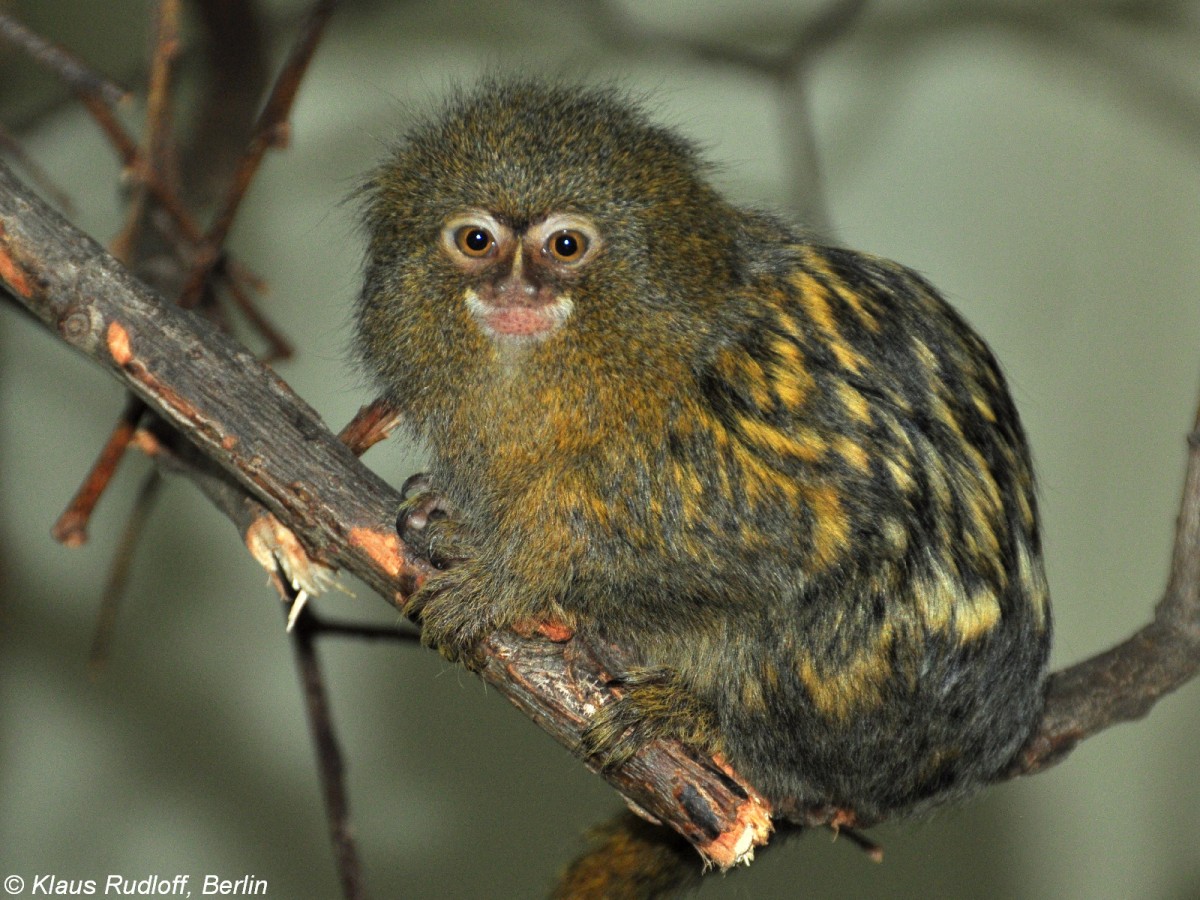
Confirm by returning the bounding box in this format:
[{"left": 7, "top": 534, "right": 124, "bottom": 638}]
[{"left": 356, "top": 79, "right": 1050, "bottom": 897}]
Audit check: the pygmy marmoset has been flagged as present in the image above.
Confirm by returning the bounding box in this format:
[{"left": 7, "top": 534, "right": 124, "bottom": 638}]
[{"left": 355, "top": 78, "right": 1051, "bottom": 887}]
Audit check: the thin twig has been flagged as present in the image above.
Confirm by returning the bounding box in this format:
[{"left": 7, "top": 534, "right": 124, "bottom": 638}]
[
  {"left": 582, "top": 0, "right": 869, "bottom": 232},
  {"left": 109, "top": 0, "right": 183, "bottom": 273},
  {"left": 0, "top": 13, "right": 188, "bottom": 232},
  {"left": 336, "top": 398, "right": 404, "bottom": 456},
  {"left": 181, "top": 0, "right": 271, "bottom": 205},
  {"left": 836, "top": 826, "right": 884, "bottom": 864},
  {"left": 213, "top": 0, "right": 339, "bottom": 236},
  {"left": 0, "top": 124, "right": 74, "bottom": 212},
  {"left": 776, "top": 0, "right": 870, "bottom": 75},
  {"left": 89, "top": 469, "right": 163, "bottom": 674},
  {"left": 80, "top": 93, "right": 202, "bottom": 245},
  {"left": 181, "top": 0, "right": 339, "bottom": 308},
  {"left": 288, "top": 602, "right": 366, "bottom": 900},
  {"left": 0, "top": 12, "right": 201, "bottom": 248},
  {"left": 306, "top": 612, "right": 421, "bottom": 643},
  {"left": 583, "top": 0, "right": 867, "bottom": 79},
  {"left": 52, "top": 395, "right": 146, "bottom": 546},
  {"left": 219, "top": 260, "right": 294, "bottom": 362},
  {"left": 145, "top": 0, "right": 183, "bottom": 181},
  {"left": 0, "top": 11, "right": 129, "bottom": 106}
]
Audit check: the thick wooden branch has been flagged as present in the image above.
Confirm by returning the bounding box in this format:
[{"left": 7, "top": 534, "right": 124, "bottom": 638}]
[
  {"left": 0, "top": 159, "right": 768, "bottom": 868},
  {"left": 0, "top": 160, "right": 405, "bottom": 595},
  {"left": 3, "top": 154, "right": 1198, "bottom": 858}
]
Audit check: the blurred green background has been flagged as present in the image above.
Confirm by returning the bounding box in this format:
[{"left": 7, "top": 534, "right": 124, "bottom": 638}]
[{"left": 2, "top": 1, "right": 1199, "bottom": 898}]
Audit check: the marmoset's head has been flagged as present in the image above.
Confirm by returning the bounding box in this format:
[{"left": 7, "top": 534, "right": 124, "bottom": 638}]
[{"left": 357, "top": 79, "right": 741, "bottom": 370}]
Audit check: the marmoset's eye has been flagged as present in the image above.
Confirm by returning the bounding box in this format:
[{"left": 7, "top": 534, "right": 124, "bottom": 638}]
[
  {"left": 547, "top": 229, "right": 588, "bottom": 262},
  {"left": 455, "top": 226, "right": 496, "bottom": 258}
]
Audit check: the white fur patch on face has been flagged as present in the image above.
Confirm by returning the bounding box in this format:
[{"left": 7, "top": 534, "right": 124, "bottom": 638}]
[{"left": 464, "top": 288, "right": 574, "bottom": 343}]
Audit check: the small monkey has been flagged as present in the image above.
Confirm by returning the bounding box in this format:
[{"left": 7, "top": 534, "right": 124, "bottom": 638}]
[{"left": 355, "top": 79, "right": 1050, "bottom": 895}]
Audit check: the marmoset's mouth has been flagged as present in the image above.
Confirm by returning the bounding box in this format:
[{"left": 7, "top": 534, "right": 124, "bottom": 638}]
[{"left": 465, "top": 289, "right": 573, "bottom": 343}]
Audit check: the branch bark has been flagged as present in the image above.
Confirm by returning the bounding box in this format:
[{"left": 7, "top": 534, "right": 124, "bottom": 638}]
[{"left": 2, "top": 155, "right": 1198, "bottom": 861}]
